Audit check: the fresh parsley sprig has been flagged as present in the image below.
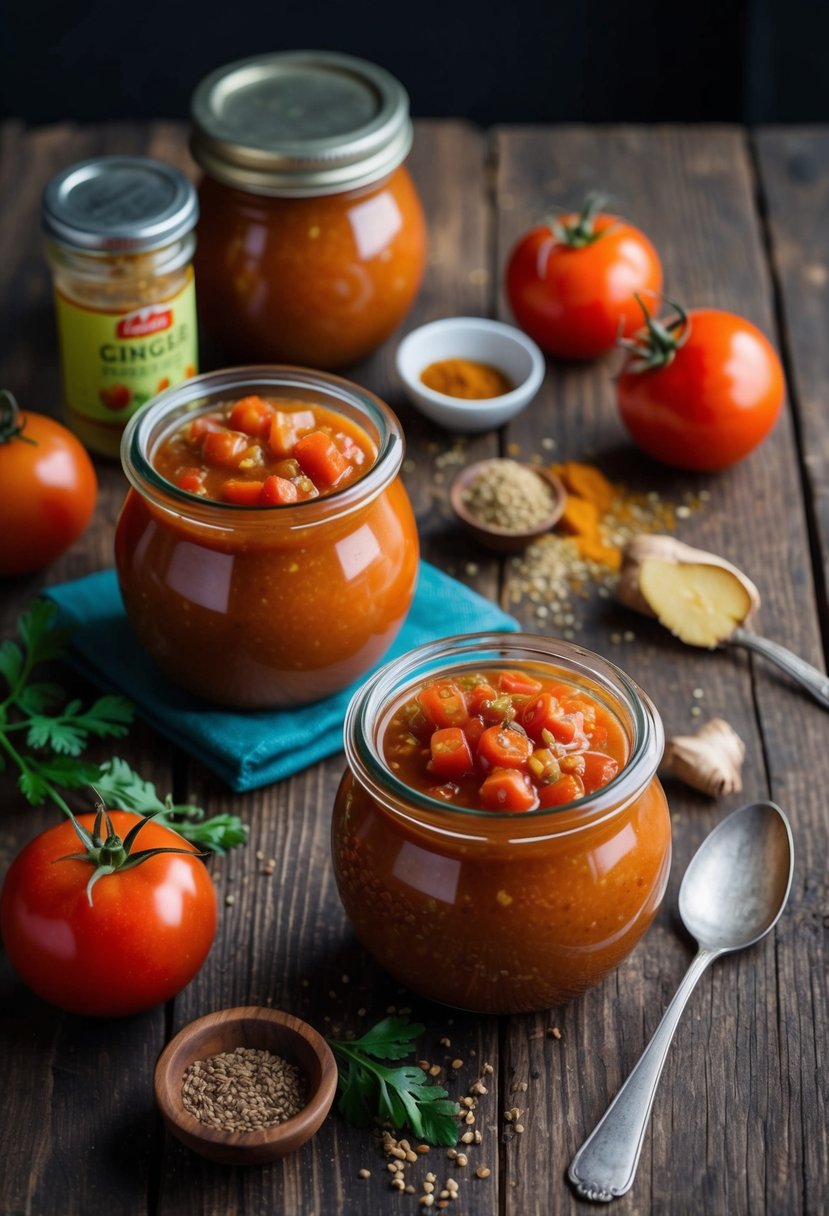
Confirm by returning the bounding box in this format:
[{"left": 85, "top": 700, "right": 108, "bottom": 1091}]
[
  {"left": 328, "top": 1016, "right": 460, "bottom": 1146},
  {"left": 0, "top": 601, "right": 247, "bottom": 854}
]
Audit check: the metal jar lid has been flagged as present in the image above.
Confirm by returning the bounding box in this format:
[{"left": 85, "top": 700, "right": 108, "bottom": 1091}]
[
  {"left": 190, "top": 50, "right": 414, "bottom": 197},
  {"left": 42, "top": 156, "right": 198, "bottom": 253}
]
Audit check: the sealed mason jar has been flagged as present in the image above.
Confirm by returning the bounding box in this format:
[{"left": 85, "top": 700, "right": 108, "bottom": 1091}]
[
  {"left": 332, "top": 633, "right": 671, "bottom": 1013},
  {"left": 43, "top": 156, "right": 199, "bottom": 458},
  {"left": 115, "top": 366, "right": 418, "bottom": 709},
  {"left": 190, "top": 51, "right": 427, "bottom": 370}
]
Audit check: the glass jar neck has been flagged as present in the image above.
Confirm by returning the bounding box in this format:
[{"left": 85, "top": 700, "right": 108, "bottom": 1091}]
[
  {"left": 121, "top": 365, "right": 405, "bottom": 534},
  {"left": 344, "top": 632, "right": 665, "bottom": 843},
  {"left": 45, "top": 234, "right": 196, "bottom": 284}
]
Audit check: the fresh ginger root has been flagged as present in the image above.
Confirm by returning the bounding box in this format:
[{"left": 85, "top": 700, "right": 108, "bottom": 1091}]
[
  {"left": 617, "top": 535, "right": 760, "bottom": 648},
  {"left": 664, "top": 718, "right": 746, "bottom": 796}
]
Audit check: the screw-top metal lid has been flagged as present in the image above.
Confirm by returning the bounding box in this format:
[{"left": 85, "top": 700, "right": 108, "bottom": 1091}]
[
  {"left": 190, "top": 50, "right": 414, "bottom": 197},
  {"left": 42, "top": 156, "right": 198, "bottom": 252}
]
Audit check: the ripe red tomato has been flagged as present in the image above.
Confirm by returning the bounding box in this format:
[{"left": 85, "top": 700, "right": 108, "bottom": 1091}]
[
  {"left": 505, "top": 200, "right": 663, "bottom": 359},
  {"left": 1, "top": 811, "right": 217, "bottom": 1017},
  {"left": 0, "top": 392, "right": 97, "bottom": 576},
  {"left": 617, "top": 306, "right": 785, "bottom": 470}
]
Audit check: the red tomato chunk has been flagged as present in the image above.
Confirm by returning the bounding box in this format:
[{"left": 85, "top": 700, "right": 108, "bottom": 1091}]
[
  {"left": 154, "top": 395, "right": 375, "bottom": 505},
  {"left": 383, "top": 666, "right": 628, "bottom": 813}
]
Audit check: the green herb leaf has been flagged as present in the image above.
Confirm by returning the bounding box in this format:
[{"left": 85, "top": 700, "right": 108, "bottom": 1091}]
[
  {"left": 328, "top": 1017, "right": 460, "bottom": 1146},
  {"left": 93, "top": 758, "right": 248, "bottom": 855},
  {"left": 0, "top": 603, "right": 248, "bottom": 854},
  {"left": 347, "top": 1016, "right": 426, "bottom": 1062},
  {"left": 0, "top": 640, "right": 24, "bottom": 690},
  {"left": 17, "top": 600, "right": 71, "bottom": 666}
]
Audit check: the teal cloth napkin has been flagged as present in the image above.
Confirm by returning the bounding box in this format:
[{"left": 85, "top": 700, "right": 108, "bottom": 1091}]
[{"left": 45, "top": 564, "right": 518, "bottom": 791}]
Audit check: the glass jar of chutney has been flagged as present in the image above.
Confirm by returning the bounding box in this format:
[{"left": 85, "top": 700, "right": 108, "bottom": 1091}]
[
  {"left": 190, "top": 51, "right": 427, "bottom": 370},
  {"left": 332, "top": 632, "right": 671, "bottom": 1014},
  {"left": 43, "top": 156, "right": 199, "bottom": 458}
]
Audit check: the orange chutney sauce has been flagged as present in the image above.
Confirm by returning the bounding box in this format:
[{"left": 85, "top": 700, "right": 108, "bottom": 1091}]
[{"left": 332, "top": 658, "right": 671, "bottom": 1013}]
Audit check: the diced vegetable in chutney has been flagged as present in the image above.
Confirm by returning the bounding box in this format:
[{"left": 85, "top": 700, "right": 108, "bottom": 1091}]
[
  {"left": 382, "top": 668, "right": 626, "bottom": 812},
  {"left": 152, "top": 395, "right": 373, "bottom": 505}
]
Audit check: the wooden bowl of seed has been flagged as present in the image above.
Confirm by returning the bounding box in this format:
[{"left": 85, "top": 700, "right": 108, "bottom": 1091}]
[
  {"left": 450, "top": 458, "right": 567, "bottom": 553},
  {"left": 154, "top": 1005, "right": 338, "bottom": 1165}
]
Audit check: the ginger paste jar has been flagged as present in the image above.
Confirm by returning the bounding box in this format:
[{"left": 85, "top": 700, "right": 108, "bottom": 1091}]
[
  {"left": 115, "top": 366, "right": 418, "bottom": 709},
  {"left": 190, "top": 51, "right": 427, "bottom": 370},
  {"left": 43, "top": 156, "right": 199, "bottom": 458},
  {"left": 332, "top": 633, "right": 671, "bottom": 1013}
]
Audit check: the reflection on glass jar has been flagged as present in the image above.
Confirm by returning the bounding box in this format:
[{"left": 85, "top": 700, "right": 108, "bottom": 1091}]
[
  {"left": 332, "top": 634, "right": 671, "bottom": 1014},
  {"left": 190, "top": 51, "right": 427, "bottom": 370},
  {"left": 115, "top": 367, "right": 418, "bottom": 709}
]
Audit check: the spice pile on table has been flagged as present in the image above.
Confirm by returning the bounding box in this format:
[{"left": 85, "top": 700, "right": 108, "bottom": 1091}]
[{"left": 507, "top": 460, "right": 704, "bottom": 636}]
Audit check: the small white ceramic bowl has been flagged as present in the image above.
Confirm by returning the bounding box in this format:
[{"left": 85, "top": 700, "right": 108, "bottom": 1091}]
[{"left": 395, "top": 317, "right": 545, "bottom": 433}]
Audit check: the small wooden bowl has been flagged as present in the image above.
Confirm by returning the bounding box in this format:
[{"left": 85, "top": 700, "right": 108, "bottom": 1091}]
[
  {"left": 450, "top": 459, "right": 567, "bottom": 553},
  {"left": 154, "top": 1006, "right": 338, "bottom": 1165}
]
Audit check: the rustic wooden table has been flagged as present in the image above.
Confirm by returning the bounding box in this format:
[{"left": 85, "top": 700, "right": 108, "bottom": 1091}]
[{"left": 1, "top": 120, "right": 827, "bottom": 1216}]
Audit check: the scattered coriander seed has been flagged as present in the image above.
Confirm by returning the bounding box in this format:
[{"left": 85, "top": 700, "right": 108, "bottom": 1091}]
[
  {"left": 439, "top": 1037, "right": 451, "bottom": 1047},
  {"left": 464, "top": 1111, "right": 476, "bottom": 1125},
  {"left": 547, "top": 1026, "right": 562, "bottom": 1040},
  {"left": 451, "top": 1058, "right": 463, "bottom": 1070},
  {"left": 447, "top": 1148, "right": 458, "bottom": 1160},
  {"left": 482, "top": 1063, "right": 494, "bottom": 1075},
  {"left": 358, "top": 1168, "right": 371, "bottom": 1179},
  {"left": 473, "top": 1130, "right": 482, "bottom": 1144},
  {"left": 391, "top": 1178, "right": 405, "bottom": 1191},
  {"left": 429, "top": 1064, "right": 442, "bottom": 1077},
  {"left": 255, "top": 849, "right": 264, "bottom": 860},
  {"left": 476, "top": 1166, "right": 492, "bottom": 1179},
  {"left": 425, "top": 1173, "right": 436, "bottom": 1183},
  {"left": 224, "top": 894, "right": 235, "bottom": 906},
  {"left": 405, "top": 1185, "right": 416, "bottom": 1194},
  {"left": 461, "top": 1131, "right": 474, "bottom": 1144},
  {"left": 455, "top": 1153, "right": 468, "bottom": 1167},
  {"left": 419, "top": 1195, "right": 435, "bottom": 1207},
  {"left": 417, "top": 1144, "right": 431, "bottom": 1154},
  {"left": 470, "top": 1080, "right": 487, "bottom": 1095},
  {"left": 423, "top": 1181, "right": 435, "bottom": 1193},
  {"left": 515, "top": 1123, "right": 525, "bottom": 1134}
]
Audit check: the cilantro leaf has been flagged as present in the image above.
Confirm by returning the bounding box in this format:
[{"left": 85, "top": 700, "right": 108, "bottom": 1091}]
[
  {"left": 17, "top": 600, "right": 71, "bottom": 666},
  {"left": 26, "top": 694, "right": 132, "bottom": 756},
  {"left": 347, "top": 1016, "right": 425, "bottom": 1061},
  {"left": 93, "top": 758, "right": 248, "bottom": 854},
  {"left": 0, "top": 604, "right": 247, "bottom": 854},
  {"left": 328, "top": 1017, "right": 460, "bottom": 1146},
  {"left": 0, "top": 640, "right": 24, "bottom": 690}
]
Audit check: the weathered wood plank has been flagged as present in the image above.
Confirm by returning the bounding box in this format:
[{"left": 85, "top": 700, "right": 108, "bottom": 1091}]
[
  {"left": 493, "top": 125, "right": 825, "bottom": 1215},
  {"left": 752, "top": 126, "right": 829, "bottom": 1216}
]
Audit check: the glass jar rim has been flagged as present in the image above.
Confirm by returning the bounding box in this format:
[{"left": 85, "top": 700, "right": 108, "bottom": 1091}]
[
  {"left": 344, "top": 631, "right": 665, "bottom": 832},
  {"left": 190, "top": 51, "right": 413, "bottom": 198},
  {"left": 120, "top": 364, "right": 405, "bottom": 527}
]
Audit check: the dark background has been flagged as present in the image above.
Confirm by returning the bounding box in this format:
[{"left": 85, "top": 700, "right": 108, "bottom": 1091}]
[{"left": 2, "top": 0, "right": 827, "bottom": 125}]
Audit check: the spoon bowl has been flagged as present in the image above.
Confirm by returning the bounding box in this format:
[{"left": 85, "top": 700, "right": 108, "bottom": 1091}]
[
  {"left": 680, "top": 801, "right": 794, "bottom": 952},
  {"left": 569, "top": 801, "right": 794, "bottom": 1203}
]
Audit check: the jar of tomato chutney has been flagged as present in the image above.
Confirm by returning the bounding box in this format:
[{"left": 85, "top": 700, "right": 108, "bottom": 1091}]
[
  {"left": 190, "top": 51, "right": 427, "bottom": 370},
  {"left": 332, "top": 633, "right": 671, "bottom": 1014},
  {"left": 115, "top": 366, "right": 418, "bottom": 709}
]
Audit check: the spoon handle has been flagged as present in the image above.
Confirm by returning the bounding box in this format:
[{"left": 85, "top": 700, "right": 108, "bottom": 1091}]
[
  {"left": 729, "top": 627, "right": 829, "bottom": 711},
  {"left": 568, "top": 948, "right": 717, "bottom": 1203}
]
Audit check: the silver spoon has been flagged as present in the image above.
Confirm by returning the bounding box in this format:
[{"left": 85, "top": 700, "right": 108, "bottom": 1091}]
[{"left": 568, "top": 800, "right": 794, "bottom": 1203}]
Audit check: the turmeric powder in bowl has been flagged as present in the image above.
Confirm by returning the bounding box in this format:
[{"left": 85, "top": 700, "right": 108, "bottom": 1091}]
[{"left": 420, "top": 357, "right": 513, "bottom": 400}]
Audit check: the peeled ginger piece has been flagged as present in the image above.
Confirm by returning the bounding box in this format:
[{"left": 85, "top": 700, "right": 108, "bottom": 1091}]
[{"left": 617, "top": 535, "right": 760, "bottom": 648}]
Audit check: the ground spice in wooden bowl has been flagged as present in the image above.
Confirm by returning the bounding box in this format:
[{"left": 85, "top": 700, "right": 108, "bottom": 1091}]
[
  {"left": 450, "top": 458, "right": 566, "bottom": 552},
  {"left": 181, "top": 1046, "right": 307, "bottom": 1132}
]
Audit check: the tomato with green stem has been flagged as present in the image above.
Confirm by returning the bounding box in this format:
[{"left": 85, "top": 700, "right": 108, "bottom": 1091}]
[
  {"left": 616, "top": 297, "right": 785, "bottom": 470},
  {"left": 0, "top": 390, "right": 97, "bottom": 577},
  {"left": 505, "top": 195, "right": 663, "bottom": 360},
  {"left": 0, "top": 799, "right": 217, "bottom": 1017}
]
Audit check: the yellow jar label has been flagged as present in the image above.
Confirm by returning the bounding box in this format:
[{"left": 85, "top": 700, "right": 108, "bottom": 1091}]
[{"left": 54, "top": 276, "right": 198, "bottom": 424}]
